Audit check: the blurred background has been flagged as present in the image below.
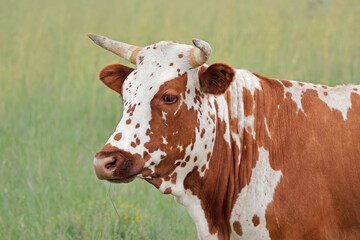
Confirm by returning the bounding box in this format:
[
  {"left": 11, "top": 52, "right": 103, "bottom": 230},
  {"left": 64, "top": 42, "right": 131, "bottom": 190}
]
[{"left": 0, "top": 0, "right": 359, "bottom": 239}]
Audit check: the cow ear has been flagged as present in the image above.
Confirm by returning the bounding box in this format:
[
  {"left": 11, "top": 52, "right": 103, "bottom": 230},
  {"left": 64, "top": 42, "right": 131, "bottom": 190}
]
[
  {"left": 99, "top": 64, "right": 135, "bottom": 95},
  {"left": 199, "top": 63, "right": 235, "bottom": 95}
]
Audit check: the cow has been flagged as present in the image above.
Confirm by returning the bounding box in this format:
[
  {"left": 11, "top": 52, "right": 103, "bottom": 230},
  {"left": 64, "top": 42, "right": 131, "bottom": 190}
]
[{"left": 89, "top": 33, "right": 360, "bottom": 239}]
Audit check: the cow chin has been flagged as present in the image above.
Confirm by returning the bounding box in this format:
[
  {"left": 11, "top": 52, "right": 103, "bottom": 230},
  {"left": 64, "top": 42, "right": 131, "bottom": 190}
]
[{"left": 106, "top": 174, "right": 138, "bottom": 184}]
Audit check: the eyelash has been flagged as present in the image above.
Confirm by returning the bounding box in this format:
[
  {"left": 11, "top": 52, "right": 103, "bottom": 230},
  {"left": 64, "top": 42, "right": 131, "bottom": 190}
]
[{"left": 162, "top": 95, "right": 178, "bottom": 104}]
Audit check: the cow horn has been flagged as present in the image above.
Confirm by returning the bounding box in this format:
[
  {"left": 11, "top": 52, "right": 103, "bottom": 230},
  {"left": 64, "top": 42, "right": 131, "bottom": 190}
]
[
  {"left": 189, "top": 38, "right": 212, "bottom": 67},
  {"left": 88, "top": 33, "right": 142, "bottom": 65}
]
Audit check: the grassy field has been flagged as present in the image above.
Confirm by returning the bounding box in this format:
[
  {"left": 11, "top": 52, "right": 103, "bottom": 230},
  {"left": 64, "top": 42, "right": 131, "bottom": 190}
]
[{"left": 0, "top": 0, "right": 359, "bottom": 239}]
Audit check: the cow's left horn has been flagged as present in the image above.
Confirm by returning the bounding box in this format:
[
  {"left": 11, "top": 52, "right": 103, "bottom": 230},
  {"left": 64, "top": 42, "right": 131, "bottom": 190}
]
[
  {"left": 189, "top": 39, "right": 212, "bottom": 67},
  {"left": 88, "top": 33, "right": 142, "bottom": 65}
]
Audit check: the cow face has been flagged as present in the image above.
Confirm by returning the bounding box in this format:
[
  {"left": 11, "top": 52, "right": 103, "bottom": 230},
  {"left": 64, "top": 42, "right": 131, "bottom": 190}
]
[{"left": 93, "top": 38, "right": 234, "bottom": 194}]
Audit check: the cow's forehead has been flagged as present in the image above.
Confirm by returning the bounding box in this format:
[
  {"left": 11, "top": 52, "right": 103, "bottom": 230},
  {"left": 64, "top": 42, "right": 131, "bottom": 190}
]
[
  {"left": 136, "top": 41, "right": 194, "bottom": 69},
  {"left": 122, "top": 41, "right": 197, "bottom": 102}
]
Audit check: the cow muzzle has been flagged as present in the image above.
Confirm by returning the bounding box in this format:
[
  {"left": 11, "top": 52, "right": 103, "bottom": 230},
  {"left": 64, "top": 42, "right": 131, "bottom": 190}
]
[{"left": 93, "top": 150, "right": 145, "bottom": 183}]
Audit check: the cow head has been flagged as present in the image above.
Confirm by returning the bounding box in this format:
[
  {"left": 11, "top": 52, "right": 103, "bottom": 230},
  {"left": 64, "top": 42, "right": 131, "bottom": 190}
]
[{"left": 90, "top": 34, "right": 235, "bottom": 194}]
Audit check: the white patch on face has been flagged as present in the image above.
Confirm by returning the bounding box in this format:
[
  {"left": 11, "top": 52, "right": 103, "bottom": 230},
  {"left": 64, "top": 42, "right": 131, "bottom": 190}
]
[
  {"left": 230, "top": 147, "right": 282, "bottom": 239},
  {"left": 161, "top": 111, "right": 167, "bottom": 121},
  {"left": 281, "top": 81, "right": 359, "bottom": 120}
]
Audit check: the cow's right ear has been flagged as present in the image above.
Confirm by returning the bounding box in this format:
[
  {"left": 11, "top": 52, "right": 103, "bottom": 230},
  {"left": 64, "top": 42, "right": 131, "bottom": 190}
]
[
  {"left": 199, "top": 63, "right": 235, "bottom": 95},
  {"left": 99, "top": 64, "right": 135, "bottom": 95}
]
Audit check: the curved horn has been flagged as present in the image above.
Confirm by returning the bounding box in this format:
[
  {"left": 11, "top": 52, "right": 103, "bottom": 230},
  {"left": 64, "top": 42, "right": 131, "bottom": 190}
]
[
  {"left": 189, "top": 38, "right": 212, "bottom": 67},
  {"left": 88, "top": 33, "right": 142, "bottom": 65}
]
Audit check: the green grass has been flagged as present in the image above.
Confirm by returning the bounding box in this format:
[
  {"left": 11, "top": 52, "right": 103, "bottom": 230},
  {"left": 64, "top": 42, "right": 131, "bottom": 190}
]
[{"left": 0, "top": 0, "right": 359, "bottom": 239}]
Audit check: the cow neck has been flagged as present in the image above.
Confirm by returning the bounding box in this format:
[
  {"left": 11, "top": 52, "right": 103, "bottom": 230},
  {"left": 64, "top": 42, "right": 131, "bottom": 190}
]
[{"left": 181, "top": 87, "right": 244, "bottom": 239}]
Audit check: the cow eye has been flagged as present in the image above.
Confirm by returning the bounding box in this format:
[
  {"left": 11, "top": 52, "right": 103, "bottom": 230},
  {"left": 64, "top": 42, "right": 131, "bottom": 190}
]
[{"left": 163, "top": 95, "right": 178, "bottom": 104}]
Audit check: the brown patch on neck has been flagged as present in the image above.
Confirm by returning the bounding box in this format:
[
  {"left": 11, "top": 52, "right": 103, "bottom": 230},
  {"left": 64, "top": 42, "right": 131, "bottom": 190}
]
[{"left": 183, "top": 99, "right": 236, "bottom": 239}]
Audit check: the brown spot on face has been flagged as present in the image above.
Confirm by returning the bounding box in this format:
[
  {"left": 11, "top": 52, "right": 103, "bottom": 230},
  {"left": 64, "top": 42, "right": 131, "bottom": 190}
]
[
  {"left": 126, "top": 119, "right": 131, "bottom": 124},
  {"left": 252, "top": 214, "right": 260, "bottom": 227},
  {"left": 143, "top": 151, "right": 151, "bottom": 161},
  {"left": 181, "top": 162, "right": 186, "bottom": 167},
  {"left": 178, "top": 54, "right": 184, "bottom": 58},
  {"left": 354, "top": 88, "right": 358, "bottom": 91},
  {"left": 185, "top": 156, "right": 190, "bottom": 162},
  {"left": 153, "top": 45, "right": 157, "bottom": 50},
  {"left": 299, "top": 82, "right": 304, "bottom": 86},
  {"left": 130, "top": 142, "right": 136, "bottom": 148},
  {"left": 136, "top": 138, "right": 140, "bottom": 145},
  {"left": 177, "top": 69, "right": 180, "bottom": 72},
  {"left": 324, "top": 92, "right": 328, "bottom": 96},
  {"left": 201, "top": 165, "right": 206, "bottom": 172},
  {"left": 233, "top": 221, "right": 243, "bottom": 236},
  {"left": 169, "top": 63, "right": 174, "bottom": 66},
  {"left": 135, "top": 123, "right": 140, "bottom": 128},
  {"left": 322, "top": 85, "right": 327, "bottom": 89},
  {"left": 139, "top": 56, "right": 144, "bottom": 64},
  {"left": 114, "top": 133, "right": 122, "bottom": 141},
  {"left": 194, "top": 156, "right": 198, "bottom": 162}
]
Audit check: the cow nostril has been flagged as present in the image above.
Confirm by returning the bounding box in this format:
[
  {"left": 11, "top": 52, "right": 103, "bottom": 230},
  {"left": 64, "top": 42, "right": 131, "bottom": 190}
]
[{"left": 105, "top": 157, "right": 117, "bottom": 169}]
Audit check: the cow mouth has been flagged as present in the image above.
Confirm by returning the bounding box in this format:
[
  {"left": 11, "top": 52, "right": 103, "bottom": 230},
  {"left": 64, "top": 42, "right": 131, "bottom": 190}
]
[{"left": 106, "top": 172, "right": 139, "bottom": 183}]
